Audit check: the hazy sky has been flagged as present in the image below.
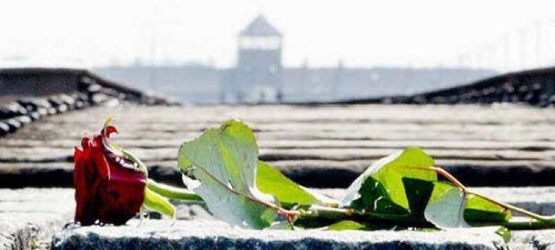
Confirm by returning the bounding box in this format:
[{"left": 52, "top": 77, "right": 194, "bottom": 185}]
[{"left": 2, "top": 0, "right": 555, "bottom": 70}]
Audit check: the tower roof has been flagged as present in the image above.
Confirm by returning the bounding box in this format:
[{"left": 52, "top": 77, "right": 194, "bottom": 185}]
[{"left": 240, "top": 15, "right": 282, "bottom": 37}]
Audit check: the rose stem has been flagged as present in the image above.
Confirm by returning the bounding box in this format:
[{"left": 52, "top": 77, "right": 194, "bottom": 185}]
[
  {"left": 299, "top": 205, "right": 555, "bottom": 230},
  {"left": 146, "top": 179, "right": 203, "bottom": 202},
  {"left": 147, "top": 170, "right": 555, "bottom": 230},
  {"left": 299, "top": 205, "right": 433, "bottom": 228}
]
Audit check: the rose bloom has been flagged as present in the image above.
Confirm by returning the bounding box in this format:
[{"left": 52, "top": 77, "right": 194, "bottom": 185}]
[{"left": 73, "top": 123, "right": 147, "bottom": 225}]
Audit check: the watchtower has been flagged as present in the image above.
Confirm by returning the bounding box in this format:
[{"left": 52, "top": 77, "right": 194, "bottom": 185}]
[{"left": 235, "top": 15, "right": 283, "bottom": 101}]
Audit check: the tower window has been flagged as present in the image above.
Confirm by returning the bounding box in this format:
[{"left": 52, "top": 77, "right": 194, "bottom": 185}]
[{"left": 239, "top": 36, "right": 281, "bottom": 50}]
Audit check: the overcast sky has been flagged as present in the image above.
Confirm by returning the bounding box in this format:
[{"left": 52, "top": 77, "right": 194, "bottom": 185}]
[{"left": 2, "top": 0, "right": 555, "bottom": 70}]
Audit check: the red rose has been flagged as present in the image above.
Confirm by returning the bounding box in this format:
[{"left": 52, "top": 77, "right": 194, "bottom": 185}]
[{"left": 73, "top": 121, "right": 147, "bottom": 225}]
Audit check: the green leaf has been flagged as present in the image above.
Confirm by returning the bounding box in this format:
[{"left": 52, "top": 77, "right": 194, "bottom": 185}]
[
  {"left": 267, "top": 221, "right": 295, "bottom": 230},
  {"left": 326, "top": 220, "right": 367, "bottom": 231},
  {"left": 425, "top": 179, "right": 512, "bottom": 228},
  {"left": 178, "top": 120, "right": 277, "bottom": 229},
  {"left": 424, "top": 182, "right": 469, "bottom": 229},
  {"left": 143, "top": 187, "right": 175, "bottom": 218},
  {"left": 340, "top": 147, "right": 435, "bottom": 213},
  {"left": 424, "top": 182, "right": 512, "bottom": 229},
  {"left": 256, "top": 160, "right": 338, "bottom": 208},
  {"left": 495, "top": 227, "right": 511, "bottom": 243},
  {"left": 403, "top": 178, "right": 435, "bottom": 216},
  {"left": 464, "top": 195, "right": 512, "bottom": 225}
]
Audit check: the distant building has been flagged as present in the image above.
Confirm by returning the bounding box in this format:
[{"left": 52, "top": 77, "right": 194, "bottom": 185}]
[
  {"left": 225, "top": 15, "right": 283, "bottom": 103},
  {"left": 95, "top": 15, "right": 496, "bottom": 104}
]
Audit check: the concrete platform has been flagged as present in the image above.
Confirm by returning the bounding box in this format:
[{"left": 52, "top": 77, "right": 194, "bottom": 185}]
[
  {"left": 52, "top": 220, "right": 507, "bottom": 250},
  {"left": 0, "top": 189, "right": 73, "bottom": 250},
  {"left": 3, "top": 187, "right": 555, "bottom": 249},
  {"left": 50, "top": 221, "right": 555, "bottom": 250}
]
